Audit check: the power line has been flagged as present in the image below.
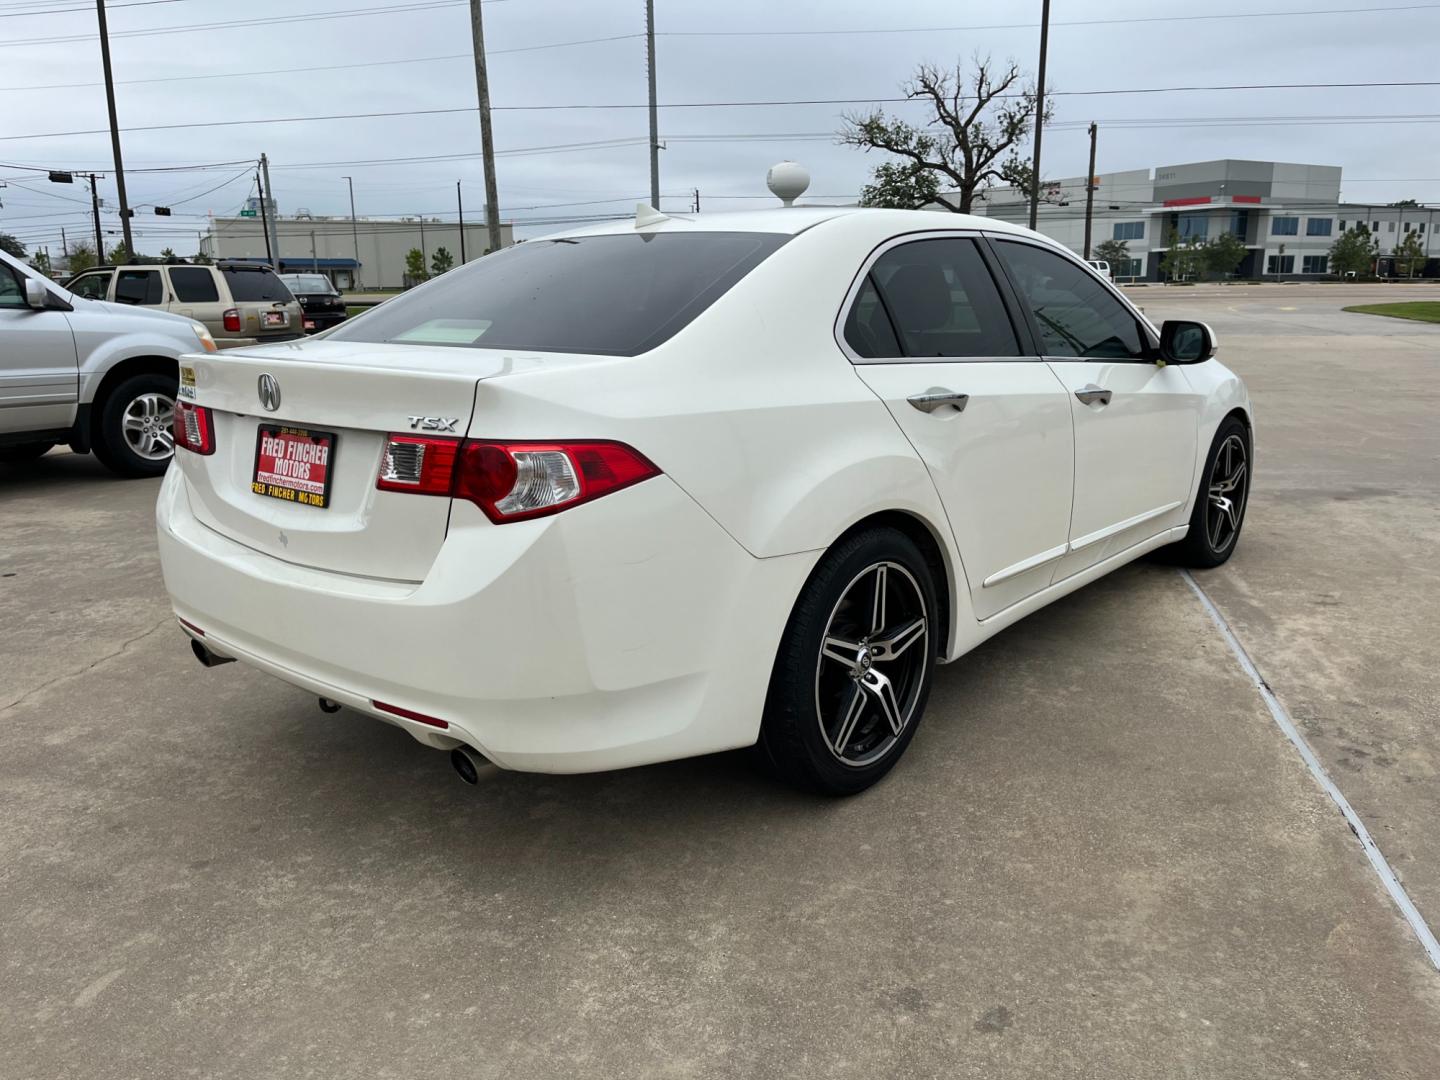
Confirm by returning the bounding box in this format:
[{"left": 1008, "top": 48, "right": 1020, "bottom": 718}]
[{"left": 0, "top": 0, "right": 195, "bottom": 18}]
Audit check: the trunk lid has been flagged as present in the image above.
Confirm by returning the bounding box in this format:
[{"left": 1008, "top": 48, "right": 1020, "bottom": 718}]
[{"left": 177, "top": 341, "right": 528, "bottom": 581}]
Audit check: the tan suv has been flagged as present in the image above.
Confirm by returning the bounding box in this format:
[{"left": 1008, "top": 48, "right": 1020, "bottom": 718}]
[{"left": 65, "top": 262, "right": 304, "bottom": 349}]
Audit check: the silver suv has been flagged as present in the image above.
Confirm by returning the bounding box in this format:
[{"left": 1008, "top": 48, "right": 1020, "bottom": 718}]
[
  {"left": 0, "top": 250, "right": 217, "bottom": 477},
  {"left": 66, "top": 261, "right": 303, "bottom": 349}
]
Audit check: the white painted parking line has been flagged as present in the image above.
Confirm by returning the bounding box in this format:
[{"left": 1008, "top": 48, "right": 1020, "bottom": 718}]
[{"left": 1181, "top": 569, "right": 1440, "bottom": 973}]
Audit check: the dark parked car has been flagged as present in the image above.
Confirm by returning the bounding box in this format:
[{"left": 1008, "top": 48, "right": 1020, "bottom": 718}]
[{"left": 278, "top": 273, "right": 348, "bottom": 333}]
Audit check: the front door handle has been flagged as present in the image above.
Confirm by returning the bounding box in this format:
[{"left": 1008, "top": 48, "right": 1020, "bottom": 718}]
[
  {"left": 907, "top": 389, "right": 969, "bottom": 414},
  {"left": 1074, "top": 384, "right": 1112, "bottom": 406}
]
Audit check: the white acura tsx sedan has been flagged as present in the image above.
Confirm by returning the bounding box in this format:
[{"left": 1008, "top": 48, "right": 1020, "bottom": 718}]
[{"left": 157, "top": 204, "right": 1251, "bottom": 795}]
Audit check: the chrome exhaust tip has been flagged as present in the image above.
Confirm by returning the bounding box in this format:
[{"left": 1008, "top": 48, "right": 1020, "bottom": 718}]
[
  {"left": 190, "top": 638, "right": 235, "bottom": 668},
  {"left": 450, "top": 745, "right": 496, "bottom": 786}
]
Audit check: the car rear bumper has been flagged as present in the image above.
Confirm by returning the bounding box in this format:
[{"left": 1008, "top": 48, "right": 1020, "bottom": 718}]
[{"left": 155, "top": 466, "right": 817, "bottom": 774}]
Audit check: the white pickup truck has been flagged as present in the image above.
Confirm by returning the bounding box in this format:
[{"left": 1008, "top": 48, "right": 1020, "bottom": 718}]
[{"left": 0, "top": 250, "right": 217, "bottom": 477}]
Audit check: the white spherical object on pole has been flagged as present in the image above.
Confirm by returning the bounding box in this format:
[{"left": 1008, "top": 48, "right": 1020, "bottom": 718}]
[{"left": 766, "top": 162, "right": 810, "bottom": 207}]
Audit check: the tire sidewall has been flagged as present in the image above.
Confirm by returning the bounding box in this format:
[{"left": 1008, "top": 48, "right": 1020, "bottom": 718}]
[
  {"left": 94, "top": 372, "right": 177, "bottom": 478},
  {"left": 1188, "top": 416, "right": 1251, "bottom": 566},
  {"left": 761, "top": 527, "right": 939, "bottom": 795}
]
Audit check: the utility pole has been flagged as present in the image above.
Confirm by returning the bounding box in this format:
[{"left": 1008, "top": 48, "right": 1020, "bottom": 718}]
[
  {"left": 646, "top": 0, "right": 660, "bottom": 210},
  {"left": 260, "top": 153, "right": 279, "bottom": 264},
  {"left": 1027, "top": 0, "right": 1051, "bottom": 231},
  {"left": 95, "top": 0, "right": 133, "bottom": 256},
  {"left": 255, "top": 167, "right": 275, "bottom": 267},
  {"left": 61, "top": 227, "right": 69, "bottom": 259},
  {"left": 692, "top": 188, "right": 700, "bottom": 213},
  {"left": 87, "top": 174, "right": 103, "bottom": 254},
  {"left": 342, "top": 175, "right": 360, "bottom": 289},
  {"left": 310, "top": 229, "right": 318, "bottom": 273},
  {"left": 1082, "top": 122, "right": 1097, "bottom": 259},
  {"left": 468, "top": 0, "right": 502, "bottom": 255},
  {"left": 457, "top": 180, "right": 466, "bottom": 264},
  {"left": 419, "top": 217, "right": 427, "bottom": 267}
]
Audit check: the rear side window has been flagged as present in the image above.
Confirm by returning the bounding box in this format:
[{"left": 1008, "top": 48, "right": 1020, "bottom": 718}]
[
  {"left": 327, "top": 232, "right": 789, "bottom": 356},
  {"left": 994, "top": 240, "right": 1145, "bottom": 360},
  {"left": 222, "top": 266, "right": 292, "bottom": 302},
  {"left": 114, "top": 269, "right": 162, "bottom": 306},
  {"left": 169, "top": 266, "right": 220, "bottom": 303},
  {"left": 847, "top": 237, "right": 1019, "bottom": 359}
]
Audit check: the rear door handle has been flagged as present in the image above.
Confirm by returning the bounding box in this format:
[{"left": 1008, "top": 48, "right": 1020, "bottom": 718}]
[
  {"left": 907, "top": 389, "right": 969, "bottom": 414},
  {"left": 1074, "top": 384, "right": 1112, "bottom": 406}
]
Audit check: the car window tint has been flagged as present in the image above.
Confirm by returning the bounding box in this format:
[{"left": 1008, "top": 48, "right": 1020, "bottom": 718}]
[
  {"left": 285, "top": 274, "right": 334, "bottom": 294},
  {"left": 994, "top": 240, "right": 1145, "bottom": 360},
  {"left": 222, "top": 267, "right": 292, "bottom": 302},
  {"left": 0, "top": 263, "right": 27, "bottom": 308},
  {"left": 867, "top": 238, "right": 1019, "bottom": 358},
  {"left": 326, "top": 232, "right": 789, "bottom": 356},
  {"left": 69, "top": 272, "right": 111, "bottom": 300},
  {"left": 115, "top": 269, "right": 161, "bottom": 306},
  {"left": 169, "top": 266, "right": 219, "bottom": 303},
  {"left": 842, "top": 276, "right": 902, "bottom": 358}
]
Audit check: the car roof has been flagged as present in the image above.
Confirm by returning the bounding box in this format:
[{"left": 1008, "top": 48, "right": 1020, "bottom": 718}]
[{"left": 545, "top": 205, "right": 1041, "bottom": 241}]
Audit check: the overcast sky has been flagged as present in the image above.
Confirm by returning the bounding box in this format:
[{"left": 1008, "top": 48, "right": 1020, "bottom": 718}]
[{"left": 1, "top": 0, "right": 1437, "bottom": 256}]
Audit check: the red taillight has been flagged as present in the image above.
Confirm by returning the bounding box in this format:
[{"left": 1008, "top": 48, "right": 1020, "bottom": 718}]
[
  {"left": 222, "top": 308, "right": 241, "bottom": 332},
  {"left": 173, "top": 400, "right": 215, "bottom": 454},
  {"left": 375, "top": 436, "right": 659, "bottom": 523}
]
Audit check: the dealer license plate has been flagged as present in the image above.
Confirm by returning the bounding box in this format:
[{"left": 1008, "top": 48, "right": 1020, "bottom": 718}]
[
  {"left": 263, "top": 311, "right": 288, "bottom": 327},
  {"left": 252, "top": 425, "right": 336, "bottom": 509}
]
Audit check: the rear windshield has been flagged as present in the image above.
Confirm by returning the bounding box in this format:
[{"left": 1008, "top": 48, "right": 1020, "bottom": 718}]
[
  {"left": 326, "top": 231, "right": 789, "bottom": 356},
  {"left": 222, "top": 266, "right": 292, "bottom": 302}
]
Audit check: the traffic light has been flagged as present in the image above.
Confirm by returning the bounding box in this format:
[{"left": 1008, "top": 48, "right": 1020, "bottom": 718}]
[
  {"left": 154, "top": 207, "right": 172, "bottom": 216},
  {"left": 48, "top": 171, "right": 74, "bottom": 184}
]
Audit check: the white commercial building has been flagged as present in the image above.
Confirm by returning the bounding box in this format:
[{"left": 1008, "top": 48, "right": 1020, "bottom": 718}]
[
  {"left": 959, "top": 159, "right": 1436, "bottom": 281},
  {"left": 200, "top": 200, "right": 515, "bottom": 290}
]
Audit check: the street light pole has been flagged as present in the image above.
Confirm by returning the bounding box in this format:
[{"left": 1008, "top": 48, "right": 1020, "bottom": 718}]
[
  {"left": 1082, "top": 122, "right": 1097, "bottom": 259},
  {"left": 95, "top": 0, "right": 133, "bottom": 256},
  {"left": 646, "top": 0, "right": 660, "bottom": 210},
  {"left": 1027, "top": 0, "right": 1051, "bottom": 231},
  {"left": 87, "top": 173, "right": 103, "bottom": 255},
  {"left": 342, "top": 175, "right": 361, "bottom": 289},
  {"left": 468, "top": 0, "right": 502, "bottom": 255},
  {"left": 457, "top": 180, "right": 466, "bottom": 264}
]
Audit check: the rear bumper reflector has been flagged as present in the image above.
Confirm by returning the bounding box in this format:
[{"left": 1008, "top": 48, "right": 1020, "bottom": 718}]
[
  {"left": 177, "top": 617, "right": 205, "bottom": 636},
  {"left": 372, "top": 699, "right": 450, "bottom": 729}
]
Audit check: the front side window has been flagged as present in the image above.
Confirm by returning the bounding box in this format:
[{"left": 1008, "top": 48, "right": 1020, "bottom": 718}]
[
  {"left": 114, "top": 269, "right": 162, "bottom": 306},
  {"left": 68, "top": 271, "right": 111, "bottom": 300},
  {"left": 994, "top": 240, "right": 1145, "bottom": 361},
  {"left": 847, "top": 237, "right": 1019, "bottom": 359},
  {"left": 0, "top": 262, "right": 26, "bottom": 308},
  {"left": 1306, "top": 218, "right": 1333, "bottom": 236},
  {"left": 1272, "top": 216, "right": 1299, "bottom": 236},
  {"left": 222, "top": 266, "right": 292, "bottom": 302},
  {"left": 329, "top": 232, "right": 788, "bottom": 356},
  {"left": 169, "top": 266, "right": 220, "bottom": 303}
]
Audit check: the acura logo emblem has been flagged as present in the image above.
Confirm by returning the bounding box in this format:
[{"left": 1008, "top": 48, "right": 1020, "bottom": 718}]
[{"left": 257, "top": 373, "right": 281, "bottom": 412}]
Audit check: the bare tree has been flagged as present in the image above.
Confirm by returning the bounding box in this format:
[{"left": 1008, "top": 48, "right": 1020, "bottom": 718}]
[{"left": 840, "top": 57, "right": 1051, "bottom": 214}]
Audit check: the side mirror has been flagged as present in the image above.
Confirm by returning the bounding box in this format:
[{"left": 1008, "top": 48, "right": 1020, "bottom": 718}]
[
  {"left": 1158, "top": 319, "right": 1217, "bottom": 364},
  {"left": 23, "top": 277, "right": 49, "bottom": 310}
]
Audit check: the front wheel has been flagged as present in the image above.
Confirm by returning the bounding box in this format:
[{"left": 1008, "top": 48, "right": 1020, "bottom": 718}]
[
  {"left": 1171, "top": 415, "right": 1251, "bottom": 568},
  {"left": 757, "top": 527, "right": 938, "bottom": 795},
  {"left": 92, "top": 373, "right": 177, "bottom": 478}
]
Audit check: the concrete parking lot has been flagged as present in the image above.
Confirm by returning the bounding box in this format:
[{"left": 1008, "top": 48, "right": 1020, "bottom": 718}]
[{"left": 3, "top": 285, "right": 1439, "bottom": 1078}]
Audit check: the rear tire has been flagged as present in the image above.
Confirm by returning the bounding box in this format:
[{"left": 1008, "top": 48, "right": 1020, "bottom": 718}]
[
  {"left": 0, "top": 441, "right": 55, "bottom": 463},
  {"left": 757, "top": 526, "right": 938, "bottom": 796},
  {"left": 92, "top": 373, "right": 177, "bottom": 478},
  {"left": 1170, "top": 415, "right": 1251, "bottom": 568}
]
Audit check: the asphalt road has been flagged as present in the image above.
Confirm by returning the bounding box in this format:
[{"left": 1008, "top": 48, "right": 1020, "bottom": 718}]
[{"left": 3, "top": 290, "right": 1439, "bottom": 1078}]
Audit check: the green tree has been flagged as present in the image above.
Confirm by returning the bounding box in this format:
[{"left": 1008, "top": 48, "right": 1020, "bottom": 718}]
[
  {"left": 1159, "top": 227, "right": 1204, "bottom": 281},
  {"left": 66, "top": 242, "right": 97, "bottom": 273},
  {"left": 840, "top": 57, "right": 1051, "bottom": 213},
  {"left": 1204, "top": 231, "right": 1246, "bottom": 279},
  {"left": 858, "top": 159, "right": 942, "bottom": 210},
  {"left": 1392, "top": 229, "right": 1426, "bottom": 277},
  {"left": 430, "top": 246, "right": 454, "bottom": 275},
  {"left": 404, "top": 247, "right": 428, "bottom": 284},
  {"left": 1091, "top": 237, "right": 1129, "bottom": 271},
  {"left": 1329, "top": 225, "right": 1378, "bottom": 278},
  {"left": 30, "top": 250, "right": 52, "bottom": 276},
  {"left": 159, "top": 246, "right": 180, "bottom": 264},
  {"left": 0, "top": 232, "right": 26, "bottom": 259},
  {"left": 107, "top": 242, "right": 131, "bottom": 264}
]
